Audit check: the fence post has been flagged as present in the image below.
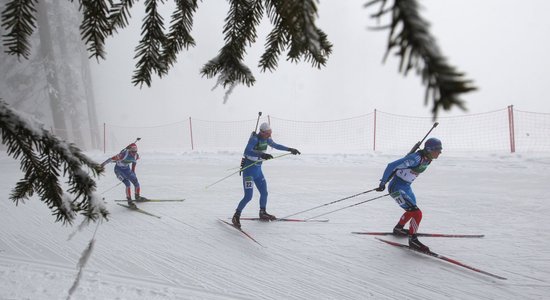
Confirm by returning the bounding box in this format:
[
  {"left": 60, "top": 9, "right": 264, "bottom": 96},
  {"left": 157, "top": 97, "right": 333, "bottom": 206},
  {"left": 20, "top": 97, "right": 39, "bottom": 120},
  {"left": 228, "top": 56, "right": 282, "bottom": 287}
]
[
  {"left": 189, "top": 117, "right": 194, "bottom": 150},
  {"left": 103, "top": 123, "right": 106, "bottom": 153},
  {"left": 373, "top": 109, "right": 377, "bottom": 151},
  {"left": 507, "top": 105, "right": 515, "bottom": 153}
]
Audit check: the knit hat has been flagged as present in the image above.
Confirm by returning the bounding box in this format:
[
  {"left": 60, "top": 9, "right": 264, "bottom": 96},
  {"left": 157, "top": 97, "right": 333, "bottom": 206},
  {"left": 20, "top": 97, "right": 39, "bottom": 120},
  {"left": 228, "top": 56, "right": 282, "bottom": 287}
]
[{"left": 259, "top": 122, "right": 271, "bottom": 132}]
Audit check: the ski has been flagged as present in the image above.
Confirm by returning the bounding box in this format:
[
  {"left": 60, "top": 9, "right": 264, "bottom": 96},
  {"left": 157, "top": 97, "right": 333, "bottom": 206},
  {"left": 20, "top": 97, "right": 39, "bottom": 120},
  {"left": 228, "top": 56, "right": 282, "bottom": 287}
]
[
  {"left": 352, "top": 231, "right": 484, "bottom": 238},
  {"left": 376, "top": 238, "right": 506, "bottom": 280},
  {"left": 117, "top": 203, "right": 161, "bottom": 219},
  {"left": 114, "top": 199, "right": 185, "bottom": 202},
  {"left": 218, "top": 218, "right": 264, "bottom": 247},
  {"left": 240, "top": 217, "right": 329, "bottom": 223}
]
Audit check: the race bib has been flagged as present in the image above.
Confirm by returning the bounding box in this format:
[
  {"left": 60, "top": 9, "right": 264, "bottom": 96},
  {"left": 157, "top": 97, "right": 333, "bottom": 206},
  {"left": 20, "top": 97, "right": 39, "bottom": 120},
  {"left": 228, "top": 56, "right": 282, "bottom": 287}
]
[
  {"left": 392, "top": 193, "right": 407, "bottom": 206},
  {"left": 244, "top": 177, "right": 253, "bottom": 189}
]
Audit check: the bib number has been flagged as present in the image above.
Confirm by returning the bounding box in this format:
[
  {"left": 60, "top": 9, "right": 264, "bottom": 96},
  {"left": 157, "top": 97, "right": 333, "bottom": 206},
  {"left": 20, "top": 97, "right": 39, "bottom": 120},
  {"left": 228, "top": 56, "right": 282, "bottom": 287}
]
[
  {"left": 244, "top": 177, "right": 253, "bottom": 189},
  {"left": 392, "top": 193, "right": 407, "bottom": 206}
]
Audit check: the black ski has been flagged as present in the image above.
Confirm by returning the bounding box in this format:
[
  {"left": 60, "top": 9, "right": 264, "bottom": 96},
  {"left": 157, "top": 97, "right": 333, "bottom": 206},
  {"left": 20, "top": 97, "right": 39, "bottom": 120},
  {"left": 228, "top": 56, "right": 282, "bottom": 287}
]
[
  {"left": 218, "top": 218, "right": 264, "bottom": 247},
  {"left": 352, "top": 231, "right": 484, "bottom": 238},
  {"left": 240, "top": 217, "right": 329, "bottom": 223},
  {"left": 376, "top": 238, "right": 506, "bottom": 280},
  {"left": 114, "top": 199, "right": 185, "bottom": 202},
  {"left": 117, "top": 203, "right": 161, "bottom": 219}
]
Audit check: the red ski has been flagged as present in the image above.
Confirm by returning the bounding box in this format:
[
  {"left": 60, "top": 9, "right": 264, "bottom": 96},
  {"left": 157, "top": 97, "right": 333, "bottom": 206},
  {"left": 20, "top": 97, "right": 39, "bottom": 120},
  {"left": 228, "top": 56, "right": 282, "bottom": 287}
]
[
  {"left": 218, "top": 218, "right": 264, "bottom": 247},
  {"left": 376, "top": 238, "right": 506, "bottom": 280},
  {"left": 353, "top": 231, "right": 484, "bottom": 238}
]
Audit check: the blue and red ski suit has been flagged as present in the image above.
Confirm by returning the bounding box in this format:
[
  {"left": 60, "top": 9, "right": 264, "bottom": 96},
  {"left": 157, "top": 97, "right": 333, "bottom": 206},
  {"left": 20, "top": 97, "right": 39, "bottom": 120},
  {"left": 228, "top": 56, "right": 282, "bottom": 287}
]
[
  {"left": 379, "top": 150, "right": 433, "bottom": 235},
  {"left": 102, "top": 149, "right": 141, "bottom": 199}
]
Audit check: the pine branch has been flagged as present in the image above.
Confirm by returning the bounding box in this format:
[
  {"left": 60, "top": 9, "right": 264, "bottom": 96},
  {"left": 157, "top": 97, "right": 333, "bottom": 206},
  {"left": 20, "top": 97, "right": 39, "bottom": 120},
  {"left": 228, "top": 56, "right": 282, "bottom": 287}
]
[
  {"left": 261, "top": 0, "right": 333, "bottom": 71},
  {"left": 108, "top": 0, "right": 137, "bottom": 33},
  {"left": 200, "top": 0, "right": 263, "bottom": 87},
  {"left": 80, "top": 0, "right": 111, "bottom": 60},
  {"left": 365, "top": 0, "right": 477, "bottom": 118},
  {"left": 1, "top": 0, "right": 38, "bottom": 59},
  {"left": 260, "top": 3, "right": 287, "bottom": 71},
  {"left": 161, "top": 0, "right": 198, "bottom": 71},
  {"left": 0, "top": 99, "right": 108, "bottom": 224},
  {"left": 131, "top": 0, "right": 167, "bottom": 87}
]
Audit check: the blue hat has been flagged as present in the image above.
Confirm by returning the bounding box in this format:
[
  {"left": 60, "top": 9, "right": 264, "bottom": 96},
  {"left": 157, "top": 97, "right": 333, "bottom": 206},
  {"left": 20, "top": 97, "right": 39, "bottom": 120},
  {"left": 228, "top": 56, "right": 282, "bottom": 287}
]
[{"left": 424, "top": 138, "right": 442, "bottom": 152}]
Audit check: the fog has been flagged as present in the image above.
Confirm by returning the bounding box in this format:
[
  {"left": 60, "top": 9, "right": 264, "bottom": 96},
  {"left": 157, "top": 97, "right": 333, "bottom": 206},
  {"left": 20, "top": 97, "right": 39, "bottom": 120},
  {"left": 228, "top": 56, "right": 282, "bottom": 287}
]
[{"left": 90, "top": 0, "right": 550, "bottom": 126}]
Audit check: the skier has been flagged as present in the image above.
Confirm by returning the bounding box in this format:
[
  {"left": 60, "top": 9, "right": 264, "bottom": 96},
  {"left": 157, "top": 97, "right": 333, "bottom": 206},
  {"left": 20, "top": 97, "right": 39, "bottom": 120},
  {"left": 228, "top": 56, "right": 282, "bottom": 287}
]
[
  {"left": 232, "top": 122, "right": 301, "bottom": 228},
  {"left": 375, "top": 137, "right": 443, "bottom": 252},
  {"left": 101, "top": 143, "right": 146, "bottom": 208}
]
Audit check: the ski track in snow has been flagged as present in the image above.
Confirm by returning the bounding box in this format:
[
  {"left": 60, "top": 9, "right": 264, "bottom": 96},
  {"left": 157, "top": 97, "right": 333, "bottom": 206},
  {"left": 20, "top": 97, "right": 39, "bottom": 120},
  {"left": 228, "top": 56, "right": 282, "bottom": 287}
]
[{"left": 1, "top": 152, "right": 550, "bottom": 299}]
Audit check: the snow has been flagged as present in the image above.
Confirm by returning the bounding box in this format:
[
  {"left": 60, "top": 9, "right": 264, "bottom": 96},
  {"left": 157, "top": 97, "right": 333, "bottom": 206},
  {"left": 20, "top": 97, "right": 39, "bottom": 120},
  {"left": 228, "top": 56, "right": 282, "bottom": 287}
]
[{"left": 1, "top": 150, "right": 549, "bottom": 299}]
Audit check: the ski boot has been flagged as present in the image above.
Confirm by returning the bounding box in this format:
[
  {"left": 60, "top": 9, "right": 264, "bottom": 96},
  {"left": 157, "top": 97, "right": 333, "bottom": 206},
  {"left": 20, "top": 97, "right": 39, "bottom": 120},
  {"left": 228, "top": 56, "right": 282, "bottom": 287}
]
[
  {"left": 393, "top": 224, "right": 409, "bottom": 236},
  {"left": 259, "top": 209, "right": 276, "bottom": 221},
  {"left": 126, "top": 197, "right": 137, "bottom": 209},
  {"left": 232, "top": 211, "right": 241, "bottom": 229},
  {"left": 135, "top": 194, "right": 148, "bottom": 202},
  {"left": 409, "top": 234, "right": 430, "bottom": 252}
]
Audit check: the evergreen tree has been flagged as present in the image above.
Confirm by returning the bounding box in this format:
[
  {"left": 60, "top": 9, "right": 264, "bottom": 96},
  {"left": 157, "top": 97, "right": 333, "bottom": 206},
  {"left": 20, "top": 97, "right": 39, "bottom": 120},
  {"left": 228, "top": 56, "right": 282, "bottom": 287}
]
[
  {"left": 0, "top": 0, "right": 476, "bottom": 223},
  {"left": 0, "top": 99, "right": 107, "bottom": 224}
]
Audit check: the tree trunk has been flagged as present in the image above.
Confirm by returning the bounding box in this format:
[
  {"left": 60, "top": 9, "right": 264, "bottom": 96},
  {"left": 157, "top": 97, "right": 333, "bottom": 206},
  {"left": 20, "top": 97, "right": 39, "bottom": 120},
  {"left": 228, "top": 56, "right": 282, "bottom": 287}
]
[
  {"left": 50, "top": 0, "right": 86, "bottom": 147},
  {"left": 37, "top": 0, "right": 68, "bottom": 140},
  {"left": 81, "top": 52, "right": 101, "bottom": 150}
]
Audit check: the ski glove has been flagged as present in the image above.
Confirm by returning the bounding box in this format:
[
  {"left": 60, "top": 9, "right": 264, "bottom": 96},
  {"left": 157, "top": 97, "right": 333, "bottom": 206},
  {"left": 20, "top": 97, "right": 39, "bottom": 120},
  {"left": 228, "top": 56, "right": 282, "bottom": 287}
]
[
  {"left": 376, "top": 182, "right": 386, "bottom": 192},
  {"left": 260, "top": 153, "right": 273, "bottom": 160},
  {"left": 288, "top": 148, "right": 301, "bottom": 155}
]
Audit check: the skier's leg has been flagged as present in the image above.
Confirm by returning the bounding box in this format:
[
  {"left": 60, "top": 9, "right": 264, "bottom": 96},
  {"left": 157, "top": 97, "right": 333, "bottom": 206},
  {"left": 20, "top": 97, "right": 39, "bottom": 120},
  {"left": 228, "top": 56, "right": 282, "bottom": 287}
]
[
  {"left": 236, "top": 168, "right": 256, "bottom": 213},
  {"left": 255, "top": 171, "right": 268, "bottom": 210},
  {"left": 115, "top": 167, "right": 132, "bottom": 199},
  {"left": 128, "top": 172, "right": 141, "bottom": 199}
]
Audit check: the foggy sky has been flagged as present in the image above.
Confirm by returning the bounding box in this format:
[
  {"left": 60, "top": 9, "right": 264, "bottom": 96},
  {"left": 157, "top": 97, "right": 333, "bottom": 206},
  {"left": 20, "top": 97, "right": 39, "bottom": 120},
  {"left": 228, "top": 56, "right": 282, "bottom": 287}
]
[{"left": 90, "top": 0, "right": 550, "bottom": 126}]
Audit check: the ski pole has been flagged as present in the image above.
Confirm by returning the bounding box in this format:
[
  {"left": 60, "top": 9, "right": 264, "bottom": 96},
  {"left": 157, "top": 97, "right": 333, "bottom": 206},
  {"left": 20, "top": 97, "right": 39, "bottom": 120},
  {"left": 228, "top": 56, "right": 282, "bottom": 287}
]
[
  {"left": 205, "top": 153, "right": 292, "bottom": 189},
  {"left": 304, "top": 193, "right": 390, "bottom": 220},
  {"left": 278, "top": 188, "right": 379, "bottom": 220},
  {"left": 99, "top": 182, "right": 122, "bottom": 195}
]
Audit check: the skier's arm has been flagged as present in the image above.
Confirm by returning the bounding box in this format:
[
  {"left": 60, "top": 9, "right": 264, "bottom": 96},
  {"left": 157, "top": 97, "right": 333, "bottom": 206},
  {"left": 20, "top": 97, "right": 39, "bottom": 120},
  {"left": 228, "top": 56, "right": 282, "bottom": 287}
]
[
  {"left": 267, "top": 139, "right": 290, "bottom": 152},
  {"left": 100, "top": 153, "right": 123, "bottom": 167},
  {"left": 379, "top": 154, "right": 420, "bottom": 184},
  {"left": 100, "top": 158, "right": 111, "bottom": 167},
  {"left": 131, "top": 162, "right": 136, "bottom": 173}
]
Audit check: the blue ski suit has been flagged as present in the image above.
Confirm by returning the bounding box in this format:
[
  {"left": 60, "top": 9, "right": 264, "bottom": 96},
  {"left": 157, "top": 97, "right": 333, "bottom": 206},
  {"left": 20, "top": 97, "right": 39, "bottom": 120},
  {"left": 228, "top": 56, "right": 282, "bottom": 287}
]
[{"left": 236, "top": 133, "right": 290, "bottom": 213}]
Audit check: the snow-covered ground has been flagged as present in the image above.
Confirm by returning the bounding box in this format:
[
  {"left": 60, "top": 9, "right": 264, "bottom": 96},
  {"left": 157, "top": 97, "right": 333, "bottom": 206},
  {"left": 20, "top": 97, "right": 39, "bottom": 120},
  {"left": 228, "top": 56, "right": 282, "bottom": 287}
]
[{"left": 1, "top": 150, "right": 549, "bottom": 299}]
